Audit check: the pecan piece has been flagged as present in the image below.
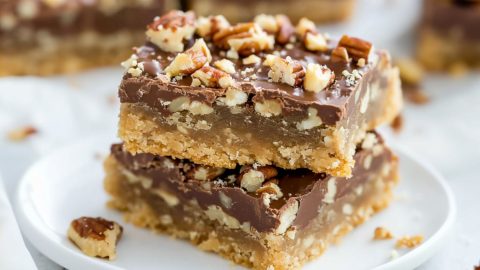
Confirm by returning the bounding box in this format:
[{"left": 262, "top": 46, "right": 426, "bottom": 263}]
[
  {"left": 257, "top": 179, "right": 283, "bottom": 199},
  {"left": 238, "top": 165, "right": 278, "bottom": 192},
  {"left": 304, "top": 63, "right": 335, "bottom": 93},
  {"left": 331, "top": 46, "right": 350, "bottom": 62},
  {"left": 186, "top": 165, "right": 226, "bottom": 181},
  {"left": 67, "top": 217, "right": 123, "bottom": 260},
  {"left": 263, "top": 55, "right": 305, "bottom": 87},
  {"left": 213, "top": 23, "right": 274, "bottom": 57},
  {"left": 146, "top": 10, "right": 196, "bottom": 52},
  {"left": 338, "top": 35, "right": 373, "bottom": 62},
  {"left": 275, "top": 15, "right": 295, "bottom": 45},
  {"left": 191, "top": 65, "right": 236, "bottom": 89},
  {"left": 164, "top": 38, "right": 211, "bottom": 78},
  {"left": 196, "top": 15, "right": 230, "bottom": 38}
]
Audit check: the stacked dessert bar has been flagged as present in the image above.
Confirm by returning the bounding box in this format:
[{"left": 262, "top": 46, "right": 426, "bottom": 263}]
[
  {"left": 0, "top": 0, "right": 177, "bottom": 76},
  {"left": 104, "top": 10, "right": 402, "bottom": 269},
  {"left": 417, "top": 0, "right": 480, "bottom": 71}
]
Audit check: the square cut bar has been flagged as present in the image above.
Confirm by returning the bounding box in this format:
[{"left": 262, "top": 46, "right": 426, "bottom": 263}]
[
  {"left": 185, "top": 0, "right": 356, "bottom": 23},
  {"left": 118, "top": 11, "right": 402, "bottom": 176},
  {"left": 104, "top": 132, "right": 398, "bottom": 270},
  {"left": 0, "top": 0, "right": 177, "bottom": 76},
  {"left": 417, "top": 0, "right": 480, "bottom": 71}
]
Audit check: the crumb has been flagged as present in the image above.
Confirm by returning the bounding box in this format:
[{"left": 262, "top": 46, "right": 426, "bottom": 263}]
[
  {"left": 391, "top": 249, "right": 399, "bottom": 260},
  {"left": 403, "top": 88, "right": 430, "bottom": 105},
  {"left": 396, "top": 235, "right": 424, "bottom": 249},
  {"left": 373, "top": 226, "right": 394, "bottom": 240},
  {"left": 68, "top": 216, "right": 123, "bottom": 260},
  {"left": 390, "top": 114, "right": 403, "bottom": 133},
  {"left": 7, "top": 125, "right": 38, "bottom": 141},
  {"left": 106, "top": 94, "right": 117, "bottom": 105}
]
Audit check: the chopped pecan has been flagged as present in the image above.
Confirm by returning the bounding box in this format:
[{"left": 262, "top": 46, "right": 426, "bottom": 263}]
[
  {"left": 331, "top": 46, "right": 350, "bottom": 62},
  {"left": 191, "top": 65, "right": 236, "bottom": 88},
  {"left": 304, "top": 63, "right": 335, "bottom": 93},
  {"left": 305, "top": 32, "right": 328, "bottom": 52},
  {"left": 264, "top": 55, "right": 305, "bottom": 87},
  {"left": 275, "top": 15, "right": 295, "bottom": 45},
  {"left": 213, "top": 23, "right": 274, "bottom": 56},
  {"left": 146, "top": 10, "right": 196, "bottom": 52},
  {"left": 238, "top": 165, "right": 278, "bottom": 192},
  {"left": 7, "top": 125, "right": 37, "bottom": 141},
  {"left": 196, "top": 15, "right": 230, "bottom": 38},
  {"left": 67, "top": 217, "right": 123, "bottom": 260},
  {"left": 295, "top": 17, "right": 316, "bottom": 38},
  {"left": 257, "top": 179, "right": 283, "bottom": 199},
  {"left": 254, "top": 14, "right": 278, "bottom": 33},
  {"left": 338, "top": 35, "right": 372, "bottom": 62},
  {"left": 164, "top": 38, "right": 211, "bottom": 78},
  {"left": 186, "top": 165, "right": 225, "bottom": 181}
]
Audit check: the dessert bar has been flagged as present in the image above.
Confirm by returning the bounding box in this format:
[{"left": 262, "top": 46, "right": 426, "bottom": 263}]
[
  {"left": 417, "top": 0, "right": 480, "bottom": 70},
  {"left": 118, "top": 11, "right": 402, "bottom": 176},
  {"left": 0, "top": 0, "right": 177, "bottom": 75},
  {"left": 104, "top": 132, "right": 398, "bottom": 270},
  {"left": 184, "top": 0, "right": 356, "bottom": 23}
]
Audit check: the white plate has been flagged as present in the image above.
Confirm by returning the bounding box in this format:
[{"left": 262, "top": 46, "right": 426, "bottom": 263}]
[{"left": 15, "top": 135, "right": 455, "bottom": 270}]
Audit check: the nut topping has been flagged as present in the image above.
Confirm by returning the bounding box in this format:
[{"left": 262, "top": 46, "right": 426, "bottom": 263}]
[
  {"left": 254, "top": 14, "right": 278, "bottom": 33},
  {"left": 338, "top": 35, "right": 373, "bottom": 62},
  {"left": 165, "top": 38, "right": 211, "bottom": 78},
  {"left": 263, "top": 55, "right": 305, "bottom": 87},
  {"left": 275, "top": 15, "right": 295, "bottom": 45},
  {"left": 213, "top": 59, "right": 236, "bottom": 74},
  {"left": 331, "top": 46, "right": 350, "bottom": 62},
  {"left": 238, "top": 165, "right": 278, "bottom": 192},
  {"left": 304, "top": 32, "right": 328, "bottom": 52},
  {"left": 146, "top": 10, "right": 196, "bottom": 53},
  {"left": 186, "top": 165, "right": 226, "bottom": 181},
  {"left": 191, "top": 65, "right": 236, "bottom": 88},
  {"left": 196, "top": 15, "right": 230, "bottom": 38},
  {"left": 304, "top": 63, "right": 335, "bottom": 93},
  {"left": 213, "top": 23, "right": 274, "bottom": 57},
  {"left": 295, "top": 17, "right": 316, "bottom": 38}
]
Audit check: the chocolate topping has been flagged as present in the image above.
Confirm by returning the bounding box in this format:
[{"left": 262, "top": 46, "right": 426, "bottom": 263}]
[
  {"left": 422, "top": 0, "right": 480, "bottom": 40},
  {"left": 119, "top": 39, "right": 387, "bottom": 125},
  {"left": 110, "top": 132, "right": 393, "bottom": 233}
]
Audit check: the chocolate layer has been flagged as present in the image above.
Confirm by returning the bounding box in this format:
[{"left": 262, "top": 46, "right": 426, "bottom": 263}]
[
  {"left": 110, "top": 132, "right": 395, "bottom": 233},
  {"left": 0, "top": 0, "right": 165, "bottom": 38},
  {"left": 422, "top": 0, "right": 480, "bottom": 40},
  {"left": 119, "top": 40, "right": 389, "bottom": 125}
]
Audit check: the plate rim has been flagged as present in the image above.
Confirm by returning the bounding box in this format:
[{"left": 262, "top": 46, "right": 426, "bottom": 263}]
[{"left": 14, "top": 136, "right": 456, "bottom": 270}]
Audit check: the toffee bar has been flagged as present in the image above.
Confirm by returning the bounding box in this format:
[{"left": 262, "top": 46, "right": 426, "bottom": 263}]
[
  {"left": 104, "top": 132, "right": 398, "bottom": 270},
  {"left": 417, "top": 0, "right": 480, "bottom": 70},
  {"left": 118, "top": 11, "right": 402, "bottom": 176},
  {"left": 0, "top": 0, "right": 177, "bottom": 75}
]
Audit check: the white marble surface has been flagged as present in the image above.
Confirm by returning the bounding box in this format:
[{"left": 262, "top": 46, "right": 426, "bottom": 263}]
[{"left": 0, "top": 0, "right": 479, "bottom": 269}]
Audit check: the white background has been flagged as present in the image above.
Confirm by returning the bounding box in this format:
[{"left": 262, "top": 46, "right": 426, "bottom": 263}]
[{"left": 0, "top": 0, "right": 479, "bottom": 269}]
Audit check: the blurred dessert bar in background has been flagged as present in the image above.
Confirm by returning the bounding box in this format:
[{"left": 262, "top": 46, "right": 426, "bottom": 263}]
[
  {"left": 104, "top": 132, "right": 398, "bottom": 270},
  {"left": 118, "top": 12, "right": 402, "bottom": 177},
  {"left": 183, "top": 0, "right": 356, "bottom": 23},
  {"left": 417, "top": 0, "right": 480, "bottom": 71},
  {"left": 0, "top": 0, "right": 178, "bottom": 76}
]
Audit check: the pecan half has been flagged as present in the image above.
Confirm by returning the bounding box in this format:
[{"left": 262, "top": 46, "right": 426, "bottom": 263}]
[
  {"left": 264, "top": 55, "right": 305, "bottom": 87},
  {"left": 146, "top": 10, "right": 196, "bottom": 52},
  {"left": 213, "top": 23, "right": 274, "bottom": 57},
  {"left": 164, "top": 38, "right": 211, "bottom": 78},
  {"left": 338, "top": 35, "right": 372, "bottom": 62}
]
